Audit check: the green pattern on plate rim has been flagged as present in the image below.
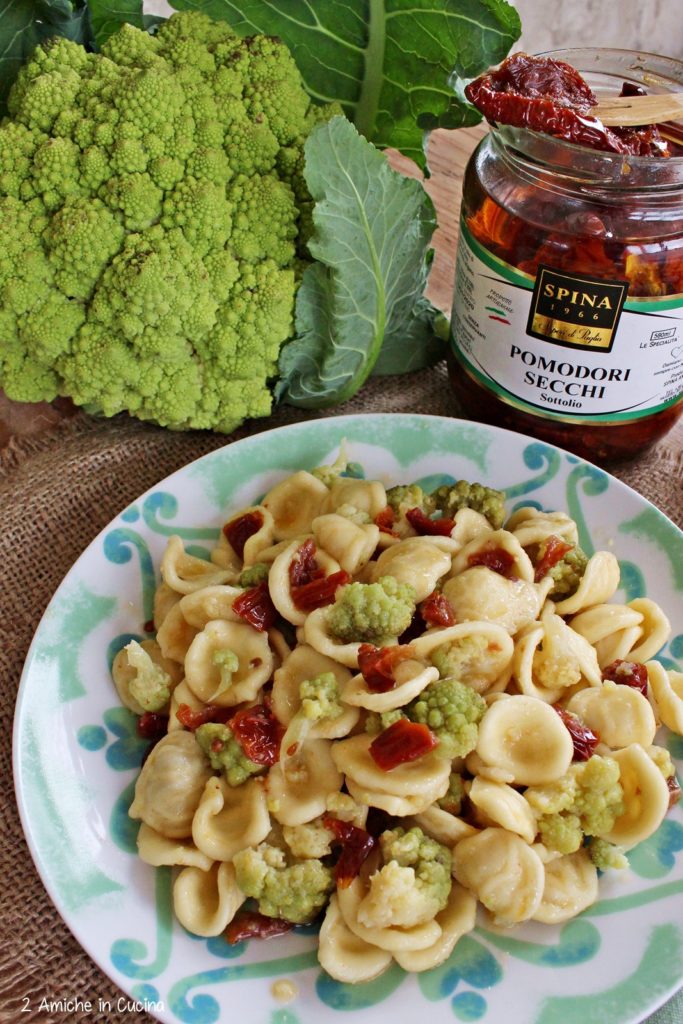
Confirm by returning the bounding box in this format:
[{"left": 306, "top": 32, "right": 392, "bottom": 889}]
[{"left": 12, "top": 414, "right": 683, "bottom": 1024}]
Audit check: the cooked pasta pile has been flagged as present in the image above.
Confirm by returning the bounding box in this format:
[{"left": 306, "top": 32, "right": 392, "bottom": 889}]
[{"left": 114, "top": 455, "right": 683, "bottom": 982}]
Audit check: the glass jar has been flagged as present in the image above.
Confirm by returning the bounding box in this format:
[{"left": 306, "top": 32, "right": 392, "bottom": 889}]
[{"left": 449, "top": 48, "right": 683, "bottom": 462}]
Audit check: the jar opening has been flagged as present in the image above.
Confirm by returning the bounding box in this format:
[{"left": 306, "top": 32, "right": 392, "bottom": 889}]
[{"left": 490, "top": 47, "right": 683, "bottom": 189}]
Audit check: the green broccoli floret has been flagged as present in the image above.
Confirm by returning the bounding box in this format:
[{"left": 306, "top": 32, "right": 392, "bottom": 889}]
[
  {"left": 528, "top": 755, "right": 625, "bottom": 855},
  {"left": 356, "top": 826, "right": 451, "bottom": 929},
  {"left": 195, "top": 722, "right": 263, "bottom": 786},
  {"left": 547, "top": 543, "right": 588, "bottom": 598},
  {"left": 431, "top": 480, "right": 506, "bottom": 529},
  {"left": 327, "top": 576, "right": 416, "bottom": 644},
  {"left": 386, "top": 483, "right": 436, "bottom": 516},
  {"left": 125, "top": 639, "right": 172, "bottom": 712},
  {"left": 408, "top": 678, "right": 486, "bottom": 759},
  {"left": 437, "top": 772, "right": 466, "bottom": 815},
  {"left": 0, "top": 11, "right": 337, "bottom": 433},
  {"left": 238, "top": 562, "right": 270, "bottom": 588},
  {"left": 280, "top": 671, "right": 343, "bottom": 759},
  {"left": 233, "top": 842, "right": 334, "bottom": 923},
  {"left": 430, "top": 634, "right": 491, "bottom": 684},
  {"left": 588, "top": 838, "right": 629, "bottom": 871}
]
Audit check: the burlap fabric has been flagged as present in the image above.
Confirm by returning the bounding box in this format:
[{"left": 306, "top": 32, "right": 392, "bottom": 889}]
[{"left": 2, "top": 365, "right": 682, "bottom": 1024}]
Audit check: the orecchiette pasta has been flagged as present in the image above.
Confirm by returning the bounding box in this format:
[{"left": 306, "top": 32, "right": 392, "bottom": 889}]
[
  {"left": 114, "top": 453, "right": 681, "bottom": 987},
  {"left": 173, "top": 862, "right": 245, "bottom": 937}
]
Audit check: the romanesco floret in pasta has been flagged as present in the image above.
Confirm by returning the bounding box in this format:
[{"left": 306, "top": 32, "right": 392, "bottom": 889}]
[
  {"left": 311, "top": 446, "right": 348, "bottom": 487},
  {"left": 588, "top": 838, "right": 629, "bottom": 871},
  {"left": 233, "top": 842, "right": 334, "bottom": 923},
  {"left": 194, "top": 722, "right": 262, "bottom": 786},
  {"left": 649, "top": 745, "right": 676, "bottom": 781},
  {"left": 211, "top": 647, "right": 239, "bottom": 700},
  {"left": 430, "top": 634, "right": 491, "bottom": 685},
  {"left": 385, "top": 483, "right": 436, "bottom": 516},
  {"left": 327, "top": 576, "right": 416, "bottom": 644},
  {"left": 356, "top": 826, "right": 451, "bottom": 930},
  {"left": 431, "top": 480, "right": 506, "bottom": 529},
  {"left": 280, "top": 672, "right": 343, "bottom": 760},
  {"left": 408, "top": 678, "right": 487, "bottom": 759},
  {"left": 283, "top": 817, "right": 334, "bottom": 859},
  {"left": 527, "top": 755, "right": 624, "bottom": 854},
  {"left": 437, "top": 772, "right": 466, "bottom": 815},
  {"left": 364, "top": 708, "right": 403, "bottom": 735},
  {"left": 546, "top": 543, "right": 588, "bottom": 598},
  {"left": 238, "top": 562, "right": 269, "bottom": 587},
  {"left": 334, "top": 503, "right": 371, "bottom": 524},
  {"left": 124, "top": 639, "right": 172, "bottom": 712}
]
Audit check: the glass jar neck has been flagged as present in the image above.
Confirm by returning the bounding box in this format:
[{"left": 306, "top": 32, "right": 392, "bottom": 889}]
[{"left": 487, "top": 46, "right": 683, "bottom": 195}]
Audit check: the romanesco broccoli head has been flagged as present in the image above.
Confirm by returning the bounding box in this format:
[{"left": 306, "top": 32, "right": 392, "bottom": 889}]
[
  {"left": 356, "top": 826, "right": 451, "bottom": 930},
  {"left": 125, "top": 639, "right": 172, "bottom": 712},
  {"left": 0, "top": 11, "right": 336, "bottom": 432},
  {"left": 431, "top": 480, "right": 506, "bottom": 529},
  {"left": 327, "top": 576, "right": 416, "bottom": 644},
  {"left": 407, "top": 678, "right": 486, "bottom": 759},
  {"left": 588, "top": 838, "right": 629, "bottom": 871},
  {"left": 364, "top": 708, "right": 404, "bottom": 735},
  {"left": 195, "top": 722, "right": 263, "bottom": 786},
  {"left": 233, "top": 842, "right": 334, "bottom": 923},
  {"left": 238, "top": 562, "right": 270, "bottom": 588},
  {"left": 386, "top": 483, "right": 436, "bottom": 517},
  {"left": 334, "top": 503, "right": 371, "bottom": 525}
]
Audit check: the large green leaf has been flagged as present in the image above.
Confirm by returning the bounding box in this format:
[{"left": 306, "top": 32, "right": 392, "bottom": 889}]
[
  {"left": 0, "top": 0, "right": 92, "bottom": 115},
  {"left": 168, "top": 0, "right": 520, "bottom": 166},
  {"left": 276, "top": 116, "right": 439, "bottom": 408},
  {"left": 87, "top": 0, "right": 144, "bottom": 46}
]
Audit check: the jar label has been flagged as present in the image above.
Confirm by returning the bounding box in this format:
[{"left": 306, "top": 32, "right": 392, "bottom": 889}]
[{"left": 451, "top": 220, "right": 683, "bottom": 422}]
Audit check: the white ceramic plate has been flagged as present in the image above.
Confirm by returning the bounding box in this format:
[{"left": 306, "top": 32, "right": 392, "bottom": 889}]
[{"left": 13, "top": 414, "right": 683, "bottom": 1024}]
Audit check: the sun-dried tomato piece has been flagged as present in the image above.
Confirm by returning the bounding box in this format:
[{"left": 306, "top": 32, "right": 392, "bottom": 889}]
[
  {"left": 465, "top": 52, "right": 667, "bottom": 157},
  {"left": 374, "top": 506, "right": 399, "bottom": 537},
  {"left": 357, "top": 643, "right": 416, "bottom": 693},
  {"left": 420, "top": 592, "right": 456, "bottom": 627},
  {"left": 143, "top": 618, "right": 156, "bottom": 634},
  {"left": 175, "top": 703, "right": 233, "bottom": 730},
  {"left": 602, "top": 660, "right": 649, "bottom": 696},
  {"left": 324, "top": 815, "right": 376, "bottom": 888},
  {"left": 553, "top": 705, "right": 599, "bottom": 761},
  {"left": 232, "top": 581, "right": 278, "bottom": 631},
  {"left": 223, "top": 511, "right": 264, "bottom": 560},
  {"left": 667, "top": 773, "right": 682, "bottom": 811},
  {"left": 406, "top": 507, "right": 455, "bottom": 537},
  {"left": 226, "top": 910, "right": 295, "bottom": 945},
  {"left": 533, "top": 535, "right": 574, "bottom": 582},
  {"left": 230, "top": 703, "right": 284, "bottom": 766},
  {"left": 369, "top": 719, "right": 438, "bottom": 771},
  {"left": 289, "top": 538, "right": 322, "bottom": 588},
  {"left": 137, "top": 711, "right": 169, "bottom": 741},
  {"left": 468, "top": 546, "right": 516, "bottom": 577},
  {"left": 291, "top": 570, "right": 351, "bottom": 612}
]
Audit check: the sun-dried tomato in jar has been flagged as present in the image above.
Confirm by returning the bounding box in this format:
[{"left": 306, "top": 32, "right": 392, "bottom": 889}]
[{"left": 449, "top": 49, "right": 683, "bottom": 461}]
